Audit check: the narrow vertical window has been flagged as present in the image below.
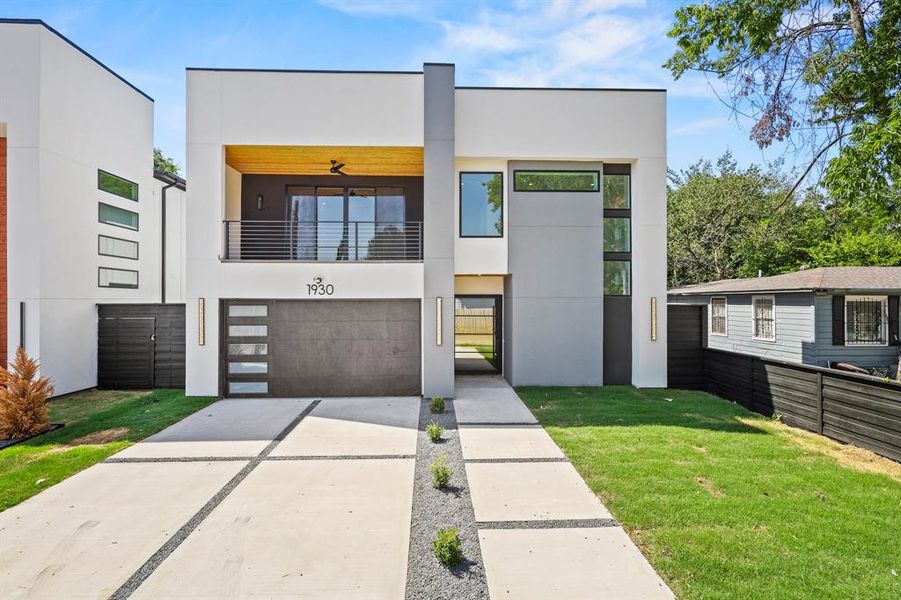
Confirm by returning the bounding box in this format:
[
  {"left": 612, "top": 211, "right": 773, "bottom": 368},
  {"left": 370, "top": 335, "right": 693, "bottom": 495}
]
[
  {"left": 752, "top": 295, "right": 776, "bottom": 341},
  {"left": 603, "top": 164, "right": 631, "bottom": 296},
  {"left": 710, "top": 297, "right": 727, "bottom": 335}
]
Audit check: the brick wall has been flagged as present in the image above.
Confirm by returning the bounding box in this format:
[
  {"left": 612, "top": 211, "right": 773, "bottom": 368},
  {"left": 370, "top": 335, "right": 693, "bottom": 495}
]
[{"left": 0, "top": 136, "right": 6, "bottom": 366}]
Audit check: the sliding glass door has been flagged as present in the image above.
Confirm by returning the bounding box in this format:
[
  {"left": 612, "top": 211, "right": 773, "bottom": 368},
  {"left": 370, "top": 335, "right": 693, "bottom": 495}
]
[{"left": 286, "top": 186, "right": 406, "bottom": 261}]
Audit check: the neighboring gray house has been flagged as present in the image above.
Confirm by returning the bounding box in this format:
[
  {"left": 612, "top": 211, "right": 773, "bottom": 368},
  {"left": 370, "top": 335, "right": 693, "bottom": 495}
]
[{"left": 668, "top": 267, "right": 901, "bottom": 370}]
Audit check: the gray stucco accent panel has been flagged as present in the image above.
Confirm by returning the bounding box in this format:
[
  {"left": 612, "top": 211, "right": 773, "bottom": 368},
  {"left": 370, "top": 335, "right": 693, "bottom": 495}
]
[
  {"left": 506, "top": 161, "right": 604, "bottom": 386},
  {"left": 422, "top": 64, "right": 455, "bottom": 397},
  {"left": 813, "top": 293, "right": 899, "bottom": 367}
]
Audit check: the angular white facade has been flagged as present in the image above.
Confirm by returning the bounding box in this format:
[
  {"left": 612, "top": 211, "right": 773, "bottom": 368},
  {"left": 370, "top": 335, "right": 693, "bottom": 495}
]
[
  {"left": 0, "top": 20, "right": 185, "bottom": 395},
  {"left": 186, "top": 65, "right": 667, "bottom": 398}
]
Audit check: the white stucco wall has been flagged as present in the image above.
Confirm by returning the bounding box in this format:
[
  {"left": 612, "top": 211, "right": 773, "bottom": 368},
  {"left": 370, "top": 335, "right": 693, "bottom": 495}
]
[
  {"left": 0, "top": 22, "right": 160, "bottom": 395},
  {"left": 456, "top": 88, "right": 668, "bottom": 387}
]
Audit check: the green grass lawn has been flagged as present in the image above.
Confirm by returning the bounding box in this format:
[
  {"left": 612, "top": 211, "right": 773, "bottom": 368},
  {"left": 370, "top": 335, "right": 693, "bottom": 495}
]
[
  {"left": 0, "top": 389, "right": 215, "bottom": 511},
  {"left": 517, "top": 386, "right": 901, "bottom": 600},
  {"left": 459, "top": 343, "right": 495, "bottom": 361}
]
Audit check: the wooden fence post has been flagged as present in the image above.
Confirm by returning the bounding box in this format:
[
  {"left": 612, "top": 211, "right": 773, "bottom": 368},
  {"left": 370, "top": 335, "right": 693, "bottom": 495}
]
[
  {"left": 816, "top": 372, "right": 824, "bottom": 434},
  {"left": 748, "top": 355, "right": 755, "bottom": 410}
]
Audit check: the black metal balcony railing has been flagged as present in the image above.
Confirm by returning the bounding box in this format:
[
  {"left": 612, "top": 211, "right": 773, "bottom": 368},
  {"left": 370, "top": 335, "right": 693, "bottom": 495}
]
[{"left": 223, "top": 220, "right": 423, "bottom": 261}]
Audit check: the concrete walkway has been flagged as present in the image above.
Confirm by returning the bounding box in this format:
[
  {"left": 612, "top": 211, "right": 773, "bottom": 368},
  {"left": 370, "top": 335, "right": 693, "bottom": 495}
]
[
  {"left": 0, "top": 379, "right": 672, "bottom": 599},
  {"left": 457, "top": 375, "right": 673, "bottom": 599}
]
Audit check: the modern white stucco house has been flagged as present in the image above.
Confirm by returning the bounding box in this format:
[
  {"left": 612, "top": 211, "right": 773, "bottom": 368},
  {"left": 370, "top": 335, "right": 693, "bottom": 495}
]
[
  {"left": 185, "top": 64, "right": 668, "bottom": 398},
  {"left": 0, "top": 19, "right": 186, "bottom": 396}
]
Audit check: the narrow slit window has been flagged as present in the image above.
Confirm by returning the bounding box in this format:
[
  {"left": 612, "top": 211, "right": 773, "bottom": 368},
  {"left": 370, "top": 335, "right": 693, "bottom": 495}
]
[
  {"left": 99, "top": 202, "right": 139, "bottom": 230},
  {"left": 98, "top": 169, "right": 138, "bottom": 201},
  {"left": 98, "top": 267, "right": 138, "bottom": 289},
  {"left": 98, "top": 235, "right": 138, "bottom": 260}
]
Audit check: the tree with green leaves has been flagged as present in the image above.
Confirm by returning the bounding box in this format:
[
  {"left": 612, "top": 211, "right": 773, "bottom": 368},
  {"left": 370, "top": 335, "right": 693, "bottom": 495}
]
[
  {"left": 154, "top": 148, "right": 180, "bottom": 176},
  {"left": 666, "top": 0, "right": 900, "bottom": 267},
  {"left": 668, "top": 153, "right": 828, "bottom": 287}
]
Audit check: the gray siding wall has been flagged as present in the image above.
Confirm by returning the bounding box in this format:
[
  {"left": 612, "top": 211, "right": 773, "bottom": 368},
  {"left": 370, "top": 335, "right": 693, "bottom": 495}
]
[
  {"left": 705, "top": 292, "right": 816, "bottom": 364},
  {"left": 813, "top": 294, "right": 899, "bottom": 367},
  {"left": 506, "top": 160, "right": 604, "bottom": 386}
]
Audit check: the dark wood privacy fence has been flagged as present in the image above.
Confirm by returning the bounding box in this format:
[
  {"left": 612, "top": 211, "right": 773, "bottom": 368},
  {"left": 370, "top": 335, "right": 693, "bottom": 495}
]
[
  {"left": 702, "top": 348, "right": 901, "bottom": 462},
  {"left": 667, "top": 303, "right": 901, "bottom": 460}
]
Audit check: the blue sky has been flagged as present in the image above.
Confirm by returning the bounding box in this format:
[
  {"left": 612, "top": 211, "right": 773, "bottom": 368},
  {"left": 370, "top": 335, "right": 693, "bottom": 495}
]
[{"left": 2, "top": 0, "right": 797, "bottom": 177}]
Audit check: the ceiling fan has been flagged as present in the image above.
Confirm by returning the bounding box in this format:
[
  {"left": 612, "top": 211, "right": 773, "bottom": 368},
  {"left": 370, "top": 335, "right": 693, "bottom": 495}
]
[{"left": 329, "top": 160, "right": 348, "bottom": 176}]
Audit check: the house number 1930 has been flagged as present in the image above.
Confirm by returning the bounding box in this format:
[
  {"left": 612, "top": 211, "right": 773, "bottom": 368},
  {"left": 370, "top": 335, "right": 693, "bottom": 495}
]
[{"left": 307, "top": 277, "right": 334, "bottom": 296}]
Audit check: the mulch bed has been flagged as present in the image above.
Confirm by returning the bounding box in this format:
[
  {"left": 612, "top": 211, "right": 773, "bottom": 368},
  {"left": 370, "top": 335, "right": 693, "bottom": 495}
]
[{"left": 0, "top": 424, "right": 64, "bottom": 450}]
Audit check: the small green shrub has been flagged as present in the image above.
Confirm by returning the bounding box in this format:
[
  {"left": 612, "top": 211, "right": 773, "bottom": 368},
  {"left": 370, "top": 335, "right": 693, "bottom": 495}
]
[
  {"left": 426, "top": 420, "right": 444, "bottom": 443},
  {"left": 429, "top": 397, "right": 445, "bottom": 414},
  {"left": 430, "top": 454, "right": 452, "bottom": 489},
  {"left": 432, "top": 527, "right": 463, "bottom": 566}
]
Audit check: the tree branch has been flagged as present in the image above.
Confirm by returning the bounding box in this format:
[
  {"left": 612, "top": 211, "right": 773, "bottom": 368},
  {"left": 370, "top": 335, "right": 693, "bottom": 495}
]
[{"left": 777, "top": 130, "right": 850, "bottom": 208}]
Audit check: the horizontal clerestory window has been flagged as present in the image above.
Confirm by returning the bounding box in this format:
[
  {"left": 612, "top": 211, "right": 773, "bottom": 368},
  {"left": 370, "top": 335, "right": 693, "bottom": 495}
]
[
  {"left": 98, "top": 169, "right": 138, "bottom": 201},
  {"left": 98, "top": 235, "right": 138, "bottom": 260},
  {"left": 513, "top": 170, "right": 599, "bottom": 192},
  {"left": 99, "top": 202, "right": 139, "bottom": 230},
  {"left": 98, "top": 267, "right": 138, "bottom": 289}
]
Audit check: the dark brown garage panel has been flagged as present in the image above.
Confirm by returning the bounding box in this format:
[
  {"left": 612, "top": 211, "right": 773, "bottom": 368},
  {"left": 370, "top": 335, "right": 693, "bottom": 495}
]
[{"left": 222, "top": 299, "right": 421, "bottom": 397}]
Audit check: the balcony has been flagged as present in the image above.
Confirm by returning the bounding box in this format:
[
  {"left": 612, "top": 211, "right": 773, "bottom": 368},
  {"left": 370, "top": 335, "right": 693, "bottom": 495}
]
[{"left": 223, "top": 220, "right": 423, "bottom": 261}]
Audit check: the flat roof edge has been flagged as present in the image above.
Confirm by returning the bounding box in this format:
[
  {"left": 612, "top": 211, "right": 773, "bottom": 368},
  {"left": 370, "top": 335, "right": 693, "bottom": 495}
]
[
  {"left": 456, "top": 86, "right": 667, "bottom": 93},
  {"left": 186, "top": 67, "right": 424, "bottom": 75},
  {"left": 0, "top": 18, "right": 153, "bottom": 102}
]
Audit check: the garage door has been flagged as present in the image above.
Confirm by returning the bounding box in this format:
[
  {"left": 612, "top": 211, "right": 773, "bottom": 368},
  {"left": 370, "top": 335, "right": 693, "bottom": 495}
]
[{"left": 222, "top": 299, "right": 421, "bottom": 397}]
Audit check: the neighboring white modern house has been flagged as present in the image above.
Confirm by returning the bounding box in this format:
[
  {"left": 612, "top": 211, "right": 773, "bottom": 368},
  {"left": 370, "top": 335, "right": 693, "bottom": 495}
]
[
  {"left": 185, "top": 65, "right": 668, "bottom": 398},
  {"left": 669, "top": 267, "right": 901, "bottom": 371},
  {"left": 0, "top": 19, "right": 186, "bottom": 396}
]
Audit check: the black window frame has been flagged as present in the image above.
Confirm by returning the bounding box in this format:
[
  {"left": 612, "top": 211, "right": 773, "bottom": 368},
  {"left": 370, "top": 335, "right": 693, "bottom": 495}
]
[
  {"left": 459, "top": 171, "right": 504, "bottom": 238},
  {"left": 97, "top": 234, "right": 139, "bottom": 261},
  {"left": 99, "top": 202, "right": 139, "bottom": 231},
  {"left": 98, "top": 169, "right": 139, "bottom": 202},
  {"left": 512, "top": 169, "right": 601, "bottom": 193},
  {"left": 98, "top": 266, "right": 139, "bottom": 289}
]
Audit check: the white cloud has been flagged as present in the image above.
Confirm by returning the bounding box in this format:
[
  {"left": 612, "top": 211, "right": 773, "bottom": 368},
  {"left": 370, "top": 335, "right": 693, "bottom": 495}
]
[
  {"left": 316, "top": 0, "right": 437, "bottom": 20},
  {"left": 670, "top": 116, "right": 733, "bottom": 136}
]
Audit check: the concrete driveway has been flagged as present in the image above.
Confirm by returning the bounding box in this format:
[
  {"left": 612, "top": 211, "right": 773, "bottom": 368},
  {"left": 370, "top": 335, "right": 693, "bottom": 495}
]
[{"left": 0, "top": 381, "right": 671, "bottom": 599}]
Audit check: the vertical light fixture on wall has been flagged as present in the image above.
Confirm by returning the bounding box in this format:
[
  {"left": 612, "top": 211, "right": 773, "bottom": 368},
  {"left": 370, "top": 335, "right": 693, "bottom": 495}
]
[
  {"left": 650, "top": 297, "right": 658, "bottom": 341},
  {"left": 198, "top": 298, "right": 206, "bottom": 346},
  {"left": 256, "top": 193, "right": 264, "bottom": 211},
  {"left": 435, "top": 297, "right": 443, "bottom": 346}
]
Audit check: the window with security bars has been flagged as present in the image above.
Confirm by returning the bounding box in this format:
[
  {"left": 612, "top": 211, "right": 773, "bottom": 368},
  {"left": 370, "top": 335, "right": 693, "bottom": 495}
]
[
  {"left": 845, "top": 296, "right": 888, "bottom": 345},
  {"left": 752, "top": 296, "right": 775, "bottom": 341},
  {"left": 710, "top": 297, "right": 727, "bottom": 335}
]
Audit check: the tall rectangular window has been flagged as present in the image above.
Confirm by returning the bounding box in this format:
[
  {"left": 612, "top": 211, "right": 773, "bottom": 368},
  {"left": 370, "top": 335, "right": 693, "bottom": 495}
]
[
  {"left": 98, "top": 235, "right": 138, "bottom": 260},
  {"left": 603, "top": 164, "right": 631, "bottom": 296},
  {"left": 99, "top": 202, "right": 139, "bottom": 230},
  {"left": 752, "top": 295, "right": 776, "bottom": 341},
  {"left": 710, "top": 297, "right": 727, "bottom": 335},
  {"left": 845, "top": 296, "right": 888, "bottom": 345},
  {"left": 98, "top": 267, "right": 138, "bottom": 289},
  {"left": 98, "top": 170, "right": 138, "bottom": 201},
  {"left": 460, "top": 172, "right": 503, "bottom": 237},
  {"left": 513, "top": 170, "right": 599, "bottom": 192}
]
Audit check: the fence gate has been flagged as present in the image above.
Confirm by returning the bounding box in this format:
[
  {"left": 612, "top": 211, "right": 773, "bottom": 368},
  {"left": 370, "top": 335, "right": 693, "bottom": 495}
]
[
  {"left": 667, "top": 304, "right": 706, "bottom": 389},
  {"left": 98, "top": 304, "right": 186, "bottom": 389}
]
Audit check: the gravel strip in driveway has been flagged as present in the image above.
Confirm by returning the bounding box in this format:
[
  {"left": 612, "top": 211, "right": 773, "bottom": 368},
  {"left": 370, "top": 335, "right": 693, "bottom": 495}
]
[
  {"left": 110, "top": 399, "right": 320, "bottom": 599},
  {"left": 405, "top": 399, "right": 489, "bottom": 600}
]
